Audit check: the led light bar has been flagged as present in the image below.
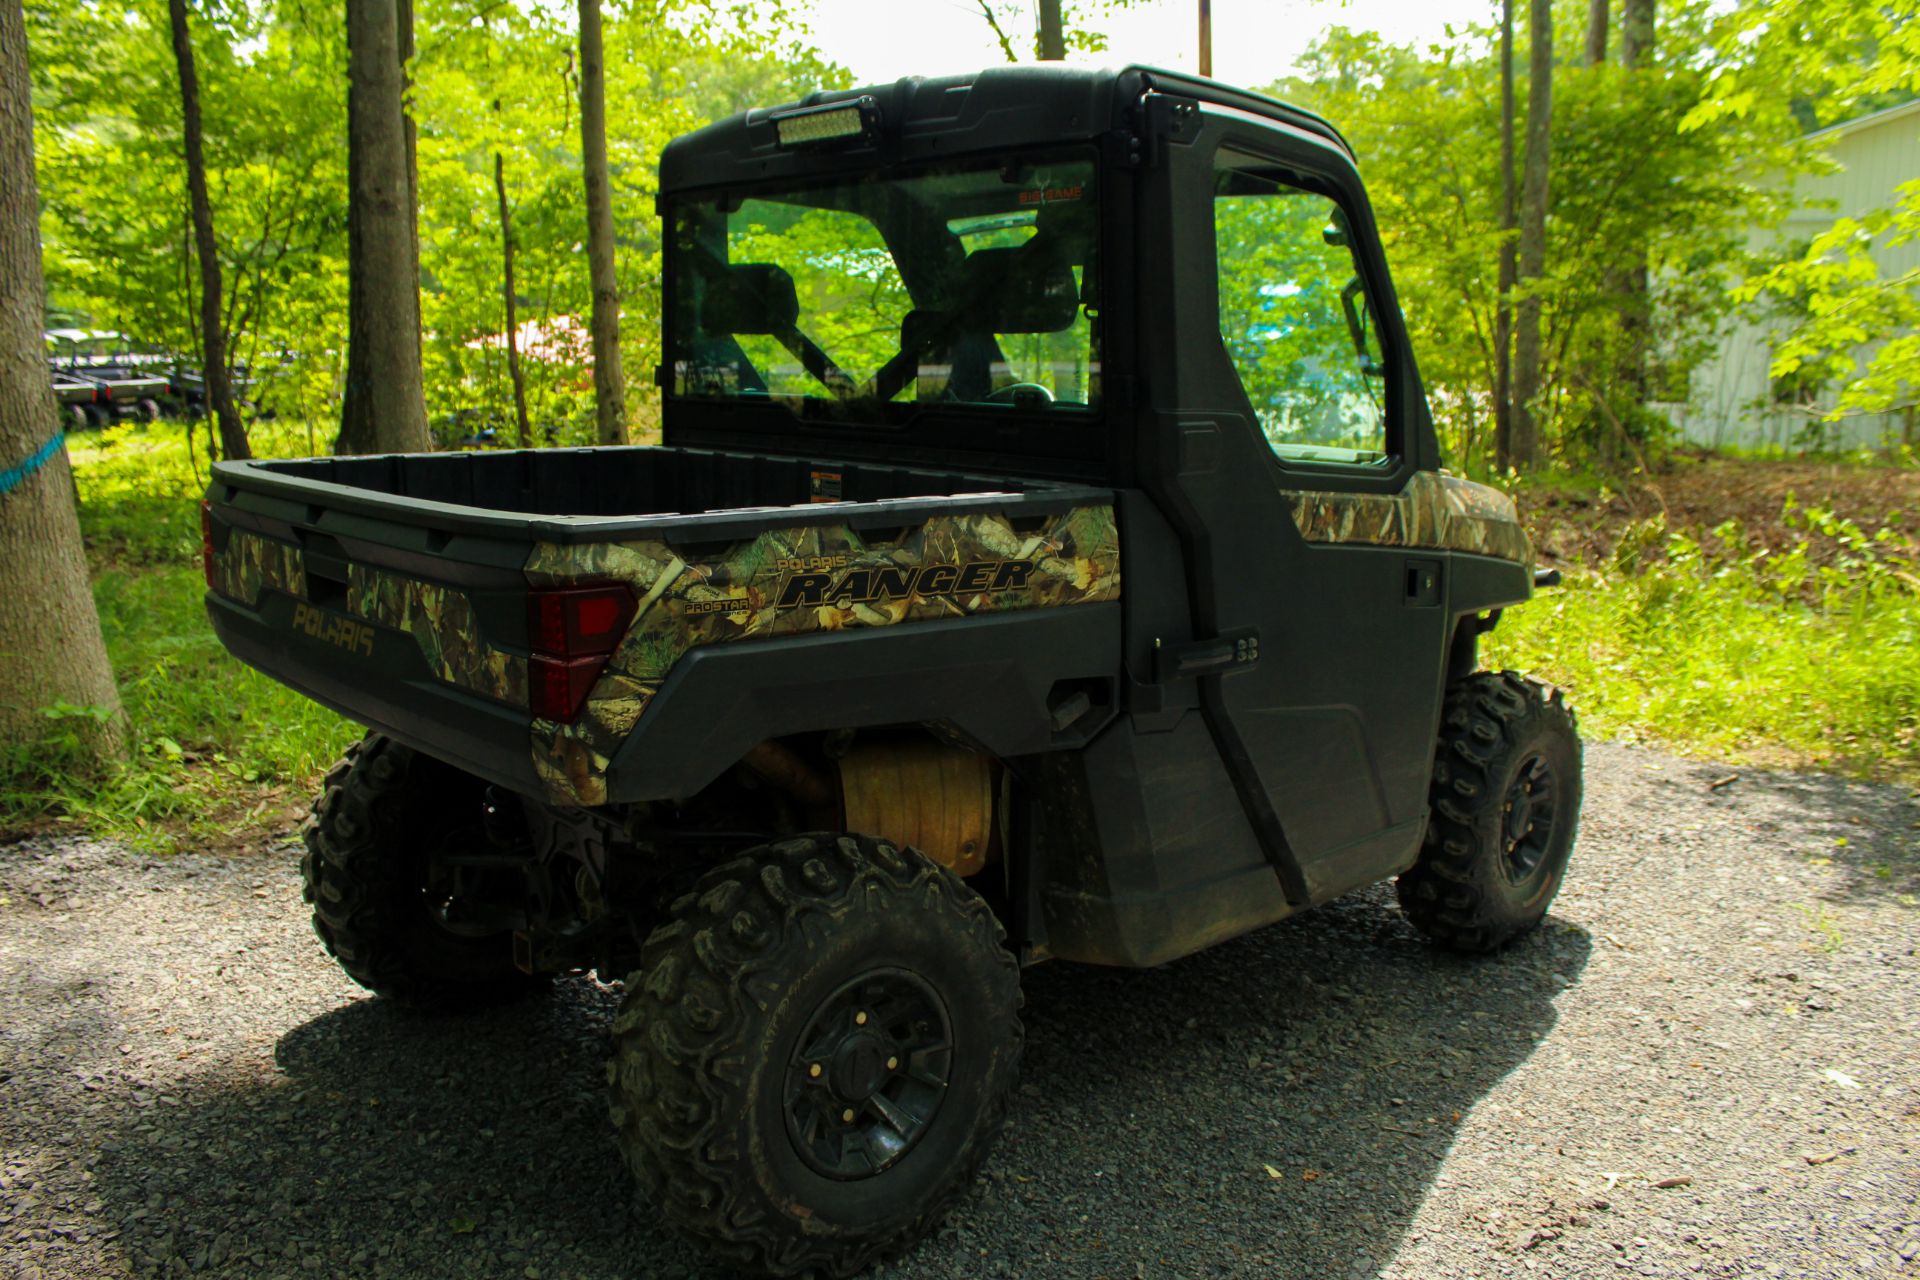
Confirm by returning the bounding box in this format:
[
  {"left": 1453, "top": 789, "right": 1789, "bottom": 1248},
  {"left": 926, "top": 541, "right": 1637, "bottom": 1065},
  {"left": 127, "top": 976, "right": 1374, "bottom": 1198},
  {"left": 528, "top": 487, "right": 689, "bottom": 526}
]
[{"left": 772, "top": 96, "right": 881, "bottom": 149}]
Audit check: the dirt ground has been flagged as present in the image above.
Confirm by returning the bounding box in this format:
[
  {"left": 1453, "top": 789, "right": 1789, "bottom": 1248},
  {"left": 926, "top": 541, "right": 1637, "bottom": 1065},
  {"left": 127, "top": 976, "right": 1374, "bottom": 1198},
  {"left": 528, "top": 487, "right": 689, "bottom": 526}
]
[
  {"left": 2, "top": 741, "right": 1916, "bottom": 1280},
  {"left": 1521, "top": 453, "right": 1919, "bottom": 571}
]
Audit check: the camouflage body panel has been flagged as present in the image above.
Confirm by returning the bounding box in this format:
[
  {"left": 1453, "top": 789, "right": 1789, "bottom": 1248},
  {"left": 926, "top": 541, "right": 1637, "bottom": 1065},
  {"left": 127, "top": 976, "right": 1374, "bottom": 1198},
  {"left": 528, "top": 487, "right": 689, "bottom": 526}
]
[
  {"left": 1284, "top": 471, "right": 1529, "bottom": 564},
  {"left": 346, "top": 566, "right": 529, "bottom": 709},
  {"left": 208, "top": 527, "right": 305, "bottom": 605},
  {"left": 525, "top": 504, "right": 1122, "bottom": 805}
]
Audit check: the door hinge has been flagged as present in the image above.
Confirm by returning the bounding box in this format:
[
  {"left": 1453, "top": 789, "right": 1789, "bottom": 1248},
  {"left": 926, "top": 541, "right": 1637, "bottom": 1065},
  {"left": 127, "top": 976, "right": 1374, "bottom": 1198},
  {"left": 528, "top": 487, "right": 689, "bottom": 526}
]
[{"left": 1154, "top": 627, "right": 1260, "bottom": 682}]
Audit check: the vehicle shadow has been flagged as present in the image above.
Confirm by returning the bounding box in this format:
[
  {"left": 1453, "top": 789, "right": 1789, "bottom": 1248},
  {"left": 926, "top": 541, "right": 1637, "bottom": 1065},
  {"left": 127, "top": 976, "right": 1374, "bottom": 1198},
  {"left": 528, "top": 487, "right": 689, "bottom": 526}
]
[{"left": 91, "top": 887, "right": 1588, "bottom": 1280}]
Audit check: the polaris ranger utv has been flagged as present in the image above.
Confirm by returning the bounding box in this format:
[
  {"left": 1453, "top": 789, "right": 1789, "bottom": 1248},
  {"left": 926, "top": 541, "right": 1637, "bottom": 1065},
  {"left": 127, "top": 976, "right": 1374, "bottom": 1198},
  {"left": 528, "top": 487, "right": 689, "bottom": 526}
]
[{"left": 203, "top": 65, "right": 1581, "bottom": 1278}]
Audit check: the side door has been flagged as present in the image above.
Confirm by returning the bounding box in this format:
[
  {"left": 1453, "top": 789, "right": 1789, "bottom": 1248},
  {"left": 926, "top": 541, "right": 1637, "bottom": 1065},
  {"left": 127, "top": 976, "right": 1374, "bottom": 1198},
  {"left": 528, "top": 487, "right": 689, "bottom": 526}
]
[{"left": 1134, "top": 98, "right": 1451, "bottom": 901}]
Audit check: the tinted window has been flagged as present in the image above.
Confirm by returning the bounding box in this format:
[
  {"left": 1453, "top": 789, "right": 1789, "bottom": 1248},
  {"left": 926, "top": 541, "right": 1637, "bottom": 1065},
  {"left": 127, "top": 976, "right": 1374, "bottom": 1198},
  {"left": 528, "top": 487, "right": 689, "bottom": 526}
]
[
  {"left": 1213, "top": 150, "right": 1392, "bottom": 467},
  {"left": 669, "top": 155, "right": 1099, "bottom": 421}
]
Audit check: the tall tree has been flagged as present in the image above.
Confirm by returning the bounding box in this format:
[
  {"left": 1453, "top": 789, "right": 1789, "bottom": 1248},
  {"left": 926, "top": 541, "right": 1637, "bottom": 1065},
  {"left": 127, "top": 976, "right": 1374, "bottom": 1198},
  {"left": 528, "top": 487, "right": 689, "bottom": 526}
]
[
  {"left": 1494, "top": 0, "right": 1518, "bottom": 469},
  {"left": 1585, "top": 0, "right": 1609, "bottom": 64},
  {"left": 578, "top": 0, "right": 626, "bottom": 446},
  {"left": 1613, "top": 0, "right": 1655, "bottom": 418},
  {"left": 1511, "top": 0, "right": 1553, "bottom": 468},
  {"left": 1037, "top": 0, "right": 1065, "bottom": 60},
  {"left": 0, "top": 0, "right": 124, "bottom": 761},
  {"left": 167, "top": 0, "right": 251, "bottom": 462},
  {"left": 1619, "top": 0, "right": 1653, "bottom": 68},
  {"left": 971, "top": 0, "right": 1145, "bottom": 61},
  {"left": 338, "top": 0, "right": 429, "bottom": 456},
  {"left": 494, "top": 152, "right": 532, "bottom": 449}
]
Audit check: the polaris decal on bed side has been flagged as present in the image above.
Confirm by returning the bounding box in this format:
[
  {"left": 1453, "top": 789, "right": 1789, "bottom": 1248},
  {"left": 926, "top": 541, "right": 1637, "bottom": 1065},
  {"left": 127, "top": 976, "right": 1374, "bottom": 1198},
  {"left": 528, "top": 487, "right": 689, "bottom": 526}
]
[
  {"left": 210, "top": 528, "right": 526, "bottom": 707},
  {"left": 523, "top": 504, "right": 1122, "bottom": 806}
]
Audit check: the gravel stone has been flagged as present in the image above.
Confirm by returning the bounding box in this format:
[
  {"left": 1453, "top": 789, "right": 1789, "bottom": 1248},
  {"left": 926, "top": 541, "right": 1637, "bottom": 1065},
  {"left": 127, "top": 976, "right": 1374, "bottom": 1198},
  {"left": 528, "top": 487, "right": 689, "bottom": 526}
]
[{"left": 1, "top": 741, "right": 1915, "bottom": 1278}]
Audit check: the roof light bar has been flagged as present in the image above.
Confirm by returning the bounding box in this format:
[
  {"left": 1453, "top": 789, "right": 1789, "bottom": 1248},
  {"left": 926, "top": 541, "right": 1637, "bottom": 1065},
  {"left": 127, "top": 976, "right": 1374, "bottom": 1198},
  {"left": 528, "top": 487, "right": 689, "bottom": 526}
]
[{"left": 772, "top": 96, "right": 881, "bottom": 149}]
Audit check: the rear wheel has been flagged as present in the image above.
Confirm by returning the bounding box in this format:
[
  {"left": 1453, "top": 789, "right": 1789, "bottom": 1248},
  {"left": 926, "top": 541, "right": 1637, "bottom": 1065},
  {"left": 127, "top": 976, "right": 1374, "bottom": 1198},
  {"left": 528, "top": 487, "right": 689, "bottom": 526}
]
[
  {"left": 1398, "top": 671, "right": 1582, "bottom": 952},
  {"left": 608, "top": 832, "right": 1022, "bottom": 1278},
  {"left": 301, "top": 732, "right": 546, "bottom": 1009}
]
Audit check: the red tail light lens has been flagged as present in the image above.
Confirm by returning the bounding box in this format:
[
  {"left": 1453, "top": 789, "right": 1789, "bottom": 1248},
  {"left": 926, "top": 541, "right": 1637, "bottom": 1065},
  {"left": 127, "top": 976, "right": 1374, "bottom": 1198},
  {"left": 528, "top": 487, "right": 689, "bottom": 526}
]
[
  {"left": 530, "top": 655, "right": 610, "bottom": 724},
  {"left": 525, "top": 584, "right": 636, "bottom": 722},
  {"left": 200, "top": 500, "right": 215, "bottom": 590}
]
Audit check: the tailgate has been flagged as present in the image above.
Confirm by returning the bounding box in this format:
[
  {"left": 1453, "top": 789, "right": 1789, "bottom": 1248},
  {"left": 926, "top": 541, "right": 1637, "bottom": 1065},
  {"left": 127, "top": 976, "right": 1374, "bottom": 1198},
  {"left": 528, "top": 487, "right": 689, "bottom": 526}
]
[{"left": 203, "top": 474, "right": 545, "bottom": 794}]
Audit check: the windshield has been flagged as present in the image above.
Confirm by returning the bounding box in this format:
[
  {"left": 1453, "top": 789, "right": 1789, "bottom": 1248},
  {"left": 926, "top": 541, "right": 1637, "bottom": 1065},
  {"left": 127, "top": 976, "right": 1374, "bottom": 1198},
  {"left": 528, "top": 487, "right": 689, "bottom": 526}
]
[{"left": 667, "top": 153, "right": 1099, "bottom": 422}]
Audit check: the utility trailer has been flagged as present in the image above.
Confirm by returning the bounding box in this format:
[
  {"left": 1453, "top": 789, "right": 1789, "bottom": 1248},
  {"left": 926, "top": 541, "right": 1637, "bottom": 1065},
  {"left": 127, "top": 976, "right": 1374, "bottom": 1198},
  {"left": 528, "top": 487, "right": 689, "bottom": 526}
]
[
  {"left": 45, "top": 329, "right": 170, "bottom": 422},
  {"left": 50, "top": 371, "right": 101, "bottom": 429},
  {"left": 204, "top": 65, "right": 1581, "bottom": 1278}
]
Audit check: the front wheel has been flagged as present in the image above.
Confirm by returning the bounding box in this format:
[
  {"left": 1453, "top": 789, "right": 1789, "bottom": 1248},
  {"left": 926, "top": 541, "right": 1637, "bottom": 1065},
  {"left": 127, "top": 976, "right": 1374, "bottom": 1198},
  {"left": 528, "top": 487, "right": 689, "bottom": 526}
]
[
  {"left": 609, "top": 832, "right": 1022, "bottom": 1278},
  {"left": 1398, "top": 671, "right": 1582, "bottom": 952}
]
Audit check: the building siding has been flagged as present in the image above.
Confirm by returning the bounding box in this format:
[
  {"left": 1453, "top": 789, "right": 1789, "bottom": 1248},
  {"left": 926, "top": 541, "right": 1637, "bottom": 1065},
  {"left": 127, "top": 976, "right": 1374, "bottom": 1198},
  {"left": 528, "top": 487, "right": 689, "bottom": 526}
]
[{"left": 1667, "top": 101, "right": 1919, "bottom": 450}]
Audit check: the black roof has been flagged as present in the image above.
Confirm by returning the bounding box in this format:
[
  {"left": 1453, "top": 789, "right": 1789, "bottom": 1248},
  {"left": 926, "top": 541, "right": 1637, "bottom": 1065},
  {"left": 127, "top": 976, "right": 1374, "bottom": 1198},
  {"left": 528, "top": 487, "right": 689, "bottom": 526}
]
[{"left": 658, "top": 63, "right": 1352, "bottom": 196}]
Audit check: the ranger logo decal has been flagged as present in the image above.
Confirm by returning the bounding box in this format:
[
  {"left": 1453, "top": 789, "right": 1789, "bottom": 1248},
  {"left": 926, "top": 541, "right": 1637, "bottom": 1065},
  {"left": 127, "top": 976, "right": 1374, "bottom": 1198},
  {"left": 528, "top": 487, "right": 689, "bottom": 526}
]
[{"left": 773, "top": 559, "right": 1035, "bottom": 610}]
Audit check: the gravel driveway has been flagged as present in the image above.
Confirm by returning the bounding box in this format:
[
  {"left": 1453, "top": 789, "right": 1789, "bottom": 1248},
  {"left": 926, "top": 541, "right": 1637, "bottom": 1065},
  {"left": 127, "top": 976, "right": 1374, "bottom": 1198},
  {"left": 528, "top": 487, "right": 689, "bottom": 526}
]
[{"left": 2, "top": 741, "right": 1916, "bottom": 1280}]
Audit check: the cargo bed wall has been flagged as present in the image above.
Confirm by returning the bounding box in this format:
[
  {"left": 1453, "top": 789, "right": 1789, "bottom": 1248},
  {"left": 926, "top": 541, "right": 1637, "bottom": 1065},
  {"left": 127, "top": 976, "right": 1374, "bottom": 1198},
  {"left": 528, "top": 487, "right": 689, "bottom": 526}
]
[
  {"left": 206, "top": 444, "right": 1123, "bottom": 811},
  {"left": 255, "top": 446, "right": 1031, "bottom": 521}
]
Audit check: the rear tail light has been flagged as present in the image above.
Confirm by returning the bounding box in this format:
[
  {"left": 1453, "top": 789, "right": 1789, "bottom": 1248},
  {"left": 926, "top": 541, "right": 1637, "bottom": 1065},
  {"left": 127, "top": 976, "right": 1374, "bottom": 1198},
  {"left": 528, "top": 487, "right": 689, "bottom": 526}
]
[
  {"left": 199, "top": 500, "right": 215, "bottom": 589},
  {"left": 526, "top": 584, "right": 636, "bottom": 722}
]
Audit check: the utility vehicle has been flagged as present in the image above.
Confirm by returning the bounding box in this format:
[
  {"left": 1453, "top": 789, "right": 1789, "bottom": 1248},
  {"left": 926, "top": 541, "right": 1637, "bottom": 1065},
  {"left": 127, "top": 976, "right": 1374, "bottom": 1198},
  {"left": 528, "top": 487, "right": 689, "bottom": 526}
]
[{"left": 203, "top": 65, "right": 1581, "bottom": 1278}]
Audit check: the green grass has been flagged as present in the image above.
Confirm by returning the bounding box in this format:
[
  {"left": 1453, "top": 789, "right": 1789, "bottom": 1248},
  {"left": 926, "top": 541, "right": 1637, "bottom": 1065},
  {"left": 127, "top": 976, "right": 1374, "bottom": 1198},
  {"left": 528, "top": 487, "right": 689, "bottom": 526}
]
[{"left": 1486, "top": 506, "right": 1920, "bottom": 778}]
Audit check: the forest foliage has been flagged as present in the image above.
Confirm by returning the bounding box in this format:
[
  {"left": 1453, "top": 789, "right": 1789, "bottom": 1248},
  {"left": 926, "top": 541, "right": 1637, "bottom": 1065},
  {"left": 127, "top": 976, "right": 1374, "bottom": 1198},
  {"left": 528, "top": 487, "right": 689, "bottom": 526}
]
[
  {"left": 20, "top": 0, "right": 1918, "bottom": 467},
  {"left": 26, "top": 0, "right": 845, "bottom": 445}
]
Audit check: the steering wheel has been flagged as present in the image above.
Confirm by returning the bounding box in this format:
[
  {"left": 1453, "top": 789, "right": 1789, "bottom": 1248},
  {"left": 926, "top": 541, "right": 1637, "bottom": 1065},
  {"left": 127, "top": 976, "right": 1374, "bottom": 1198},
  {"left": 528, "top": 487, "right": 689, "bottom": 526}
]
[{"left": 983, "top": 382, "right": 1055, "bottom": 406}]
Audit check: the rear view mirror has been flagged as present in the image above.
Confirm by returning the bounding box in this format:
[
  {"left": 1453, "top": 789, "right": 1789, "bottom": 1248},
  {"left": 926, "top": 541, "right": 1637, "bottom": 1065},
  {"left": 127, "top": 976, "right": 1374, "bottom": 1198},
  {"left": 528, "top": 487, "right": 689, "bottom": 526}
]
[{"left": 1323, "top": 206, "right": 1351, "bottom": 247}]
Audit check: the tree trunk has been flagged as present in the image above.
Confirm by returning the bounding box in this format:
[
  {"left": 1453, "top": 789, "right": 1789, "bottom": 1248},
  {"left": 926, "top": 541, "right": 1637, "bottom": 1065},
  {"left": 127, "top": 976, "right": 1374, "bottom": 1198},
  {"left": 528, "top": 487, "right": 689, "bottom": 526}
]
[
  {"left": 1611, "top": 0, "right": 1654, "bottom": 428},
  {"left": 1197, "top": 0, "right": 1212, "bottom": 77},
  {"left": 1494, "top": 0, "right": 1518, "bottom": 471},
  {"left": 1512, "top": 0, "right": 1553, "bottom": 470},
  {"left": 0, "top": 0, "right": 124, "bottom": 761},
  {"left": 578, "top": 0, "right": 626, "bottom": 446},
  {"left": 1584, "top": 0, "right": 1609, "bottom": 64},
  {"left": 1619, "top": 0, "right": 1653, "bottom": 68},
  {"left": 495, "top": 153, "right": 532, "bottom": 450},
  {"left": 396, "top": 0, "right": 422, "bottom": 387},
  {"left": 168, "top": 0, "right": 251, "bottom": 463},
  {"left": 337, "top": 0, "right": 429, "bottom": 456},
  {"left": 1037, "top": 0, "right": 1065, "bottom": 60}
]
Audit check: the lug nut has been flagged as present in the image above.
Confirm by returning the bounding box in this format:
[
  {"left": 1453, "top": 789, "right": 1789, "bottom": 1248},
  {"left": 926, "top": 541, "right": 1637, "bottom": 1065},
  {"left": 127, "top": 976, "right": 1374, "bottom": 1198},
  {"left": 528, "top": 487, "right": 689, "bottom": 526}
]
[
  {"left": 841, "top": 1108, "right": 855, "bottom": 1123},
  {"left": 854, "top": 1011, "right": 869, "bottom": 1026},
  {"left": 808, "top": 1063, "right": 823, "bottom": 1079}
]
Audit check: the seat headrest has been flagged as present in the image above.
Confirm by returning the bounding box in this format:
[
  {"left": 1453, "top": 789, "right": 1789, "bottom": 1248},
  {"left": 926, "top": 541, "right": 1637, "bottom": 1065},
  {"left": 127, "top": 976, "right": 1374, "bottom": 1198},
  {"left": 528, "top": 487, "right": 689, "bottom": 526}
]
[
  {"left": 959, "top": 247, "right": 1080, "bottom": 334},
  {"left": 701, "top": 263, "right": 799, "bottom": 335}
]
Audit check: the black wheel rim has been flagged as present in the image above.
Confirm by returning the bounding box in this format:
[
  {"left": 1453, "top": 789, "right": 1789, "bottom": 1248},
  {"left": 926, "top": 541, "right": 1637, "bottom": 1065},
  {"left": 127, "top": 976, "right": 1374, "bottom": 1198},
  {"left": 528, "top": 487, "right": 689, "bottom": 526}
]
[
  {"left": 783, "top": 967, "right": 953, "bottom": 1180},
  {"left": 1501, "top": 752, "right": 1558, "bottom": 883}
]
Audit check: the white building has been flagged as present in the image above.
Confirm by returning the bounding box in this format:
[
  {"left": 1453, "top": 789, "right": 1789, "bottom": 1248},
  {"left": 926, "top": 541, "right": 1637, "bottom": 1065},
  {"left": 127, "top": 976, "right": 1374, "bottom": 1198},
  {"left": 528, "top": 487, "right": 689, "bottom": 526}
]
[{"left": 1668, "top": 98, "right": 1919, "bottom": 451}]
